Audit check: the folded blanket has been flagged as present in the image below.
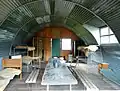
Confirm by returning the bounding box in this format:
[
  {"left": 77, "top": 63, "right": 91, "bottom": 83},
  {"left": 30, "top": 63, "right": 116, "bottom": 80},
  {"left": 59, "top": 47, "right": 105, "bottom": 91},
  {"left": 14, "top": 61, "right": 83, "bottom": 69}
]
[{"left": 0, "top": 76, "right": 10, "bottom": 91}]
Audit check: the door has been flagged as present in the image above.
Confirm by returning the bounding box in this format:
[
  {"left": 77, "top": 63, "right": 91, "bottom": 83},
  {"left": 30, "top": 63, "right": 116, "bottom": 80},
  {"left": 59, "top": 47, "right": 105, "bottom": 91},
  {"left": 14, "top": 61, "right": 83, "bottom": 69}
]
[{"left": 52, "top": 39, "right": 60, "bottom": 57}]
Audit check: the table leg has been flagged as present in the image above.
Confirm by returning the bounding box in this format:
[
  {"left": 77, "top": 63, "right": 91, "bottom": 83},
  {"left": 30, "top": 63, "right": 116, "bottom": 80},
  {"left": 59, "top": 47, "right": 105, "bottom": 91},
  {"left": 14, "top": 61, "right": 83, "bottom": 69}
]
[
  {"left": 27, "top": 64, "right": 29, "bottom": 72},
  {"left": 47, "top": 85, "right": 49, "bottom": 91},
  {"left": 31, "top": 60, "right": 33, "bottom": 67},
  {"left": 70, "top": 84, "right": 72, "bottom": 91},
  {"left": 39, "top": 58, "right": 40, "bottom": 68}
]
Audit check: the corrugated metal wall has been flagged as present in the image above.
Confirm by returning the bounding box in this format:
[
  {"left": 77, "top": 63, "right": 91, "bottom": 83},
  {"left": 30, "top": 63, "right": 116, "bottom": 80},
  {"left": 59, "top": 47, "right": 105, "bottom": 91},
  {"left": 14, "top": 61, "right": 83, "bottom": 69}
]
[
  {"left": 0, "top": 41, "right": 11, "bottom": 57},
  {"left": 100, "top": 44, "right": 120, "bottom": 84}
]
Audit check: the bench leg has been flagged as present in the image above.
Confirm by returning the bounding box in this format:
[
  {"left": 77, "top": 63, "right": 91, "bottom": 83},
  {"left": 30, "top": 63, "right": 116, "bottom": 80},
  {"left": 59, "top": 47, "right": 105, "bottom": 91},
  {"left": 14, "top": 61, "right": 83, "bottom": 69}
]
[
  {"left": 27, "top": 64, "right": 29, "bottom": 72},
  {"left": 70, "top": 84, "right": 72, "bottom": 91},
  {"left": 47, "top": 85, "right": 49, "bottom": 91}
]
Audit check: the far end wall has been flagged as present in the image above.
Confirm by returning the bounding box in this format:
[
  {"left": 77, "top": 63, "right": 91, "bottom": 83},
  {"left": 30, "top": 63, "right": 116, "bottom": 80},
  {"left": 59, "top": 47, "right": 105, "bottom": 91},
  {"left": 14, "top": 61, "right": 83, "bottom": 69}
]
[{"left": 35, "top": 27, "right": 79, "bottom": 62}]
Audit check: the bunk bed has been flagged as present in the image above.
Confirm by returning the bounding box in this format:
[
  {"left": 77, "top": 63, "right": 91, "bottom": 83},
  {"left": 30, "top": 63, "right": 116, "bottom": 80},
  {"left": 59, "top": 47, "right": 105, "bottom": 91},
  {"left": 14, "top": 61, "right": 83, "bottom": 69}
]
[
  {"left": 0, "top": 58, "right": 22, "bottom": 91},
  {"left": 15, "top": 46, "right": 35, "bottom": 65},
  {"left": 15, "top": 45, "right": 41, "bottom": 70}
]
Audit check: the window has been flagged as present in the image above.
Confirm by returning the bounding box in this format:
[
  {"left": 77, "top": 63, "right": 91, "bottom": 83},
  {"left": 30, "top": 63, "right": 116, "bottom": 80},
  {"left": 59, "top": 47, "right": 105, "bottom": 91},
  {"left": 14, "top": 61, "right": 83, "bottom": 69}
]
[
  {"left": 62, "top": 39, "right": 71, "bottom": 50},
  {"left": 100, "top": 27, "right": 118, "bottom": 44},
  {"left": 110, "top": 29, "right": 113, "bottom": 34},
  {"left": 100, "top": 27, "right": 109, "bottom": 36}
]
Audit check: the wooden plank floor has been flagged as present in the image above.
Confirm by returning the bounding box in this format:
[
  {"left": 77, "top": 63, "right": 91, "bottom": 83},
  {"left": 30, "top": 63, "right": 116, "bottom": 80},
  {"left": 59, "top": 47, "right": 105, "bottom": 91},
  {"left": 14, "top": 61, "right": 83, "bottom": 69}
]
[{"left": 5, "top": 69, "right": 85, "bottom": 91}]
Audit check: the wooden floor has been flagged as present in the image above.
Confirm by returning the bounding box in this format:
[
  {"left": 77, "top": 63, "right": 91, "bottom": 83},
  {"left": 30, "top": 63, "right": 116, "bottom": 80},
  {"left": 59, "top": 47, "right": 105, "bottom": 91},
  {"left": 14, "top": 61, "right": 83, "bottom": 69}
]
[{"left": 5, "top": 69, "right": 85, "bottom": 91}]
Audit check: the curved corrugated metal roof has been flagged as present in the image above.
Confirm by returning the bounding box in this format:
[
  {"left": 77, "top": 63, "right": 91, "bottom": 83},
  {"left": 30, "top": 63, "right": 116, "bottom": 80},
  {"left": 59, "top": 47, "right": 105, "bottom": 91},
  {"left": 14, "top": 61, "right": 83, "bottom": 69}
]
[{"left": 0, "top": 0, "right": 119, "bottom": 56}]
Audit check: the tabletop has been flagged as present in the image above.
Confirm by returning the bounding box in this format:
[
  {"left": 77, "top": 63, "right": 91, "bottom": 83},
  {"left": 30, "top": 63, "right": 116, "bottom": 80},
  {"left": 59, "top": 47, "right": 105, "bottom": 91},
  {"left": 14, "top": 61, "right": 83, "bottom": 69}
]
[{"left": 41, "top": 58, "right": 78, "bottom": 85}]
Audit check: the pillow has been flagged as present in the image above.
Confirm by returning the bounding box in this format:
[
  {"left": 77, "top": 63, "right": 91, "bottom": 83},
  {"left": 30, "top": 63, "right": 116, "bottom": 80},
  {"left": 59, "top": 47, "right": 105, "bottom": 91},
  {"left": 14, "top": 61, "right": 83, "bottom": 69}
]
[{"left": 11, "top": 55, "right": 22, "bottom": 59}]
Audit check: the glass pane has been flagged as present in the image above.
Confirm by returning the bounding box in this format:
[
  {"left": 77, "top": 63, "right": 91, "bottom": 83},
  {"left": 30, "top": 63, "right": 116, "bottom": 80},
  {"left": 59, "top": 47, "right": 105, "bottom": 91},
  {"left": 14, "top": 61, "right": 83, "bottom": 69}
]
[
  {"left": 62, "top": 39, "right": 71, "bottom": 50},
  {"left": 100, "top": 27, "right": 109, "bottom": 36},
  {"left": 110, "top": 35, "right": 118, "bottom": 43},
  {"left": 101, "top": 36, "right": 109, "bottom": 44},
  {"left": 109, "top": 29, "right": 114, "bottom": 34}
]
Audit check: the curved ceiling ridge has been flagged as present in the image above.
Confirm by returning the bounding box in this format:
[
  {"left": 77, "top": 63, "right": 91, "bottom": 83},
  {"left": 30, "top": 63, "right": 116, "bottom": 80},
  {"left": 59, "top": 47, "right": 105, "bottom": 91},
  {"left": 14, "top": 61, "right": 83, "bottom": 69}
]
[{"left": 0, "top": 0, "right": 107, "bottom": 27}]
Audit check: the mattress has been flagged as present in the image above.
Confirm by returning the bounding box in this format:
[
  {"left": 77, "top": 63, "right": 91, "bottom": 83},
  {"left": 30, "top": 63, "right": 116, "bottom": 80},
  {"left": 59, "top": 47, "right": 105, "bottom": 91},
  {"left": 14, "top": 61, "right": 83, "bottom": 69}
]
[
  {"left": 22, "top": 56, "right": 33, "bottom": 64},
  {"left": 0, "top": 68, "right": 21, "bottom": 79}
]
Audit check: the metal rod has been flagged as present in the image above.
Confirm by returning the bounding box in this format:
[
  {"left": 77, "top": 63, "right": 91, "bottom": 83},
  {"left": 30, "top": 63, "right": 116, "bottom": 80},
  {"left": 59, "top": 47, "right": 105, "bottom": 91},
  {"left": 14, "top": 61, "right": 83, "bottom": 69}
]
[{"left": 70, "top": 84, "right": 72, "bottom": 91}]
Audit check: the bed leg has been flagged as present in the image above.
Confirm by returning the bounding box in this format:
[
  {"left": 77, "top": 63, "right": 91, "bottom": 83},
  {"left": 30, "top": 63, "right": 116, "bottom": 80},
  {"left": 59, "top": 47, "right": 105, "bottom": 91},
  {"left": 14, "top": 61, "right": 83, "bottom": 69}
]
[{"left": 20, "top": 73, "right": 22, "bottom": 80}]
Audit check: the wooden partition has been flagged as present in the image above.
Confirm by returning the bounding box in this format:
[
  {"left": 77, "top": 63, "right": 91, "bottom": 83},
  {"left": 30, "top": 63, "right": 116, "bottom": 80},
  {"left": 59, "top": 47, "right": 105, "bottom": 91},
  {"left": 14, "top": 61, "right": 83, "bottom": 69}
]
[{"left": 43, "top": 38, "right": 51, "bottom": 63}]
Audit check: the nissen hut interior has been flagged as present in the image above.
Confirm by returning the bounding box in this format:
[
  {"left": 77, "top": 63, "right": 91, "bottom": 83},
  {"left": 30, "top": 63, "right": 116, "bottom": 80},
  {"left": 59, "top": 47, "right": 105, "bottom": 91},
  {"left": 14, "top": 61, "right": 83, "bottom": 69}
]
[{"left": 0, "top": 0, "right": 120, "bottom": 91}]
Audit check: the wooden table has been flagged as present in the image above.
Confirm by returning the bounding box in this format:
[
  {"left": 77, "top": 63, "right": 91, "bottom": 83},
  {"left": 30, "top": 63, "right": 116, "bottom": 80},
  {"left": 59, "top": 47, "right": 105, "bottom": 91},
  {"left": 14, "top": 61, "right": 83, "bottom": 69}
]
[{"left": 41, "top": 58, "right": 78, "bottom": 91}]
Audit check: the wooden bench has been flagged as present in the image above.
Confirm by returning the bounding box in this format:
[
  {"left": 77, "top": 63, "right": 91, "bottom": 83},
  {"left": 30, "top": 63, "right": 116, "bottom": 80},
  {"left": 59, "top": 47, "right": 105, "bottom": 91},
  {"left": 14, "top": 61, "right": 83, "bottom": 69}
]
[
  {"left": 25, "top": 69, "right": 39, "bottom": 83},
  {"left": 73, "top": 68, "right": 99, "bottom": 91}
]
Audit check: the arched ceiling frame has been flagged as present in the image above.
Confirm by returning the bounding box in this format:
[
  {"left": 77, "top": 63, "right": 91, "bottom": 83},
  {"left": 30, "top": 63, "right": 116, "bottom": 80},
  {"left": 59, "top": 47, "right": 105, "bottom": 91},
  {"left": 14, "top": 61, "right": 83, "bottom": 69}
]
[{"left": 0, "top": 0, "right": 116, "bottom": 56}]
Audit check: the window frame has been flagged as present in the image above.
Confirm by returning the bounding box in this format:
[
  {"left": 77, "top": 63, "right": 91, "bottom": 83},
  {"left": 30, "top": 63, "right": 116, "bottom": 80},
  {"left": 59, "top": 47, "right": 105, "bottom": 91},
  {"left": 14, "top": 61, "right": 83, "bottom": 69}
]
[{"left": 100, "top": 26, "right": 118, "bottom": 44}]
